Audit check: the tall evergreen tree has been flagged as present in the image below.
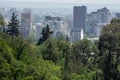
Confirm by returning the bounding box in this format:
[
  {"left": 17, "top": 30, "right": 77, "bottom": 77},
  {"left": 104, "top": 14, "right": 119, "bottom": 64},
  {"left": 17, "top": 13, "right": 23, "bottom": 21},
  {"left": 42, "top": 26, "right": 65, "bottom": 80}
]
[
  {"left": 37, "top": 25, "right": 53, "bottom": 45},
  {"left": 98, "top": 18, "right": 120, "bottom": 80},
  {"left": 7, "top": 13, "right": 19, "bottom": 36}
]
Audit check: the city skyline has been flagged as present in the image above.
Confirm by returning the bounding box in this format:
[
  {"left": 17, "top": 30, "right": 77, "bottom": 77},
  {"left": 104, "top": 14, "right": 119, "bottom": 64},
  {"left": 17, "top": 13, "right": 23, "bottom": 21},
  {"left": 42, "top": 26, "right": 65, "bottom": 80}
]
[{"left": 0, "top": 2, "right": 118, "bottom": 41}]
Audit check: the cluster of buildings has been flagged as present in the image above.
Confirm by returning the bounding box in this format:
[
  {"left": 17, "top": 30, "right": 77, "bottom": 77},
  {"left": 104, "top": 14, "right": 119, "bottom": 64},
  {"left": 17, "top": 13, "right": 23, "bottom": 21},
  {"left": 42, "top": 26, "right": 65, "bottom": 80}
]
[
  {"left": 0, "top": 8, "right": 32, "bottom": 38},
  {"left": 86, "top": 7, "right": 111, "bottom": 37},
  {"left": 0, "top": 8, "right": 70, "bottom": 42},
  {"left": 34, "top": 16, "right": 70, "bottom": 42},
  {"left": 0, "top": 6, "right": 120, "bottom": 43},
  {"left": 71, "top": 6, "right": 112, "bottom": 43}
]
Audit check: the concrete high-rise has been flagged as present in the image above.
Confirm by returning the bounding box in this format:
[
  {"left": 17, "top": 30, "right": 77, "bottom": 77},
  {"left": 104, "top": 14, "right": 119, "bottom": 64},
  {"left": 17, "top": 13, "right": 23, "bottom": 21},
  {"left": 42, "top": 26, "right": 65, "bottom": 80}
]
[
  {"left": 20, "top": 8, "right": 32, "bottom": 38},
  {"left": 73, "top": 6, "right": 87, "bottom": 31},
  {"left": 34, "top": 23, "right": 43, "bottom": 41},
  {"left": 86, "top": 7, "right": 111, "bottom": 37},
  {"left": 44, "top": 16, "right": 68, "bottom": 38},
  {"left": 71, "top": 6, "right": 87, "bottom": 43}
]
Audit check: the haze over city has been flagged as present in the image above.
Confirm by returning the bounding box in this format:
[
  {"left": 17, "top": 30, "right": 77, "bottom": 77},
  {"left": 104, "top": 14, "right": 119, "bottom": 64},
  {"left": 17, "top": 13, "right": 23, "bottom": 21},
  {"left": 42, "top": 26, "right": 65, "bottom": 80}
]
[{"left": 0, "top": 0, "right": 120, "bottom": 12}]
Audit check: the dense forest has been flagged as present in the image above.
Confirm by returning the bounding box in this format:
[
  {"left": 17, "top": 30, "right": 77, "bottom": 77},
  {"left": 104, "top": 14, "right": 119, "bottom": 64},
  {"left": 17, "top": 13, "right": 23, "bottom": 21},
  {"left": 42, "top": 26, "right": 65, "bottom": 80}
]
[{"left": 0, "top": 14, "right": 120, "bottom": 80}]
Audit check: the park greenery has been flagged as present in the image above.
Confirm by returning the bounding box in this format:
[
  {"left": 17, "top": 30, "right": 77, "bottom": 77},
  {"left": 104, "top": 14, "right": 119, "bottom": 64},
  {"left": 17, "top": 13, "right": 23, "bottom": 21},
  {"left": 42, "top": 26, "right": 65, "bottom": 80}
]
[{"left": 0, "top": 13, "right": 120, "bottom": 80}]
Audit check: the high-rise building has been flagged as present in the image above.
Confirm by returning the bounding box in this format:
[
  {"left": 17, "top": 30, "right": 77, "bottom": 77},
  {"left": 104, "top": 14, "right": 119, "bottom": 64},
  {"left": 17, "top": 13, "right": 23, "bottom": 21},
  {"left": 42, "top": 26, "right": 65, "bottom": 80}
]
[
  {"left": 86, "top": 7, "right": 111, "bottom": 37},
  {"left": 97, "top": 7, "right": 111, "bottom": 23},
  {"left": 34, "top": 23, "right": 43, "bottom": 41},
  {"left": 44, "top": 16, "right": 69, "bottom": 38},
  {"left": 71, "top": 6, "right": 87, "bottom": 43},
  {"left": 73, "top": 6, "right": 87, "bottom": 31},
  {"left": 20, "top": 8, "right": 32, "bottom": 38},
  {"left": 0, "top": 8, "right": 5, "bottom": 15},
  {"left": 96, "top": 23, "right": 106, "bottom": 37},
  {"left": 115, "top": 13, "right": 120, "bottom": 18}
]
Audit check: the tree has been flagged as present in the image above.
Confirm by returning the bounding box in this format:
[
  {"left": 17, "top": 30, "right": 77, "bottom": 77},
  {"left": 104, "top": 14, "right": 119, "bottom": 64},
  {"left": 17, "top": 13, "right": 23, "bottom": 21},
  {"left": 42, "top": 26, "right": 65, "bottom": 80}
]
[
  {"left": 98, "top": 18, "right": 120, "bottom": 80},
  {"left": 7, "top": 13, "right": 20, "bottom": 36},
  {"left": 11, "top": 37, "right": 28, "bottom": 60},
  {"left": 0, "top": 15, "right": 5, "bottom": 31},
  {"left": 0, "top": 32, "right": 62, "bottom": 80},
  {"left": 40, "top": 38, "right": 59, "bottom": 64},
  {"left": 68, "top": 38, "right": 99, "bottom": 75},
  {"left": 73, "top": 39, "right": 96, "bottom": 65},
  {"left": 37, "top": 25, "right": 53, "bottom": 45}
]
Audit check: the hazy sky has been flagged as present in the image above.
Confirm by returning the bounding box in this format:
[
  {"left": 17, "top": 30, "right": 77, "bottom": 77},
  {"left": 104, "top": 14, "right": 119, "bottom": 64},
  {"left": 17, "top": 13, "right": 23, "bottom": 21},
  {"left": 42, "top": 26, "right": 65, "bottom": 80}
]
[{"left": 0, "top": 0, "right": 120, "bottom": 4}]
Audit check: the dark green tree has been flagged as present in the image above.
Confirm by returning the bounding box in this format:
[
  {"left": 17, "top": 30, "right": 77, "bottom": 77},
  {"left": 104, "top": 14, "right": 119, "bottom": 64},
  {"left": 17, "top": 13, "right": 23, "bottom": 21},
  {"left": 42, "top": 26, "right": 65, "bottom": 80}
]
[
  {"left": 73, "top": 39, "right": 97, "bottom": 65},
  {"left": 40, "top": 38, "right": 59, "bottom": 64},
  {"left": 98, "top": 18, "right": 120, "bottom": 80},
  {"left": 11, "top": 37, "right": 28, "bottom": 60},
  {"left": 7, "top": 13, "right": 19, "bottom": 36},
  {"left": 37, "top": 25, "right": 53, "bottom": 45}
]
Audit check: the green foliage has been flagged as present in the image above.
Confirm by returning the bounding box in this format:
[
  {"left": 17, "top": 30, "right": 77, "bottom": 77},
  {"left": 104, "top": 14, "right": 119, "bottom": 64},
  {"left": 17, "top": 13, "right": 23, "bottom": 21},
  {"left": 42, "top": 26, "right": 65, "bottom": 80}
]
[
  {"left": 0, "top": 32, "right": 61, "bottom": 80},
  {"left": 39, "top": 37, "right": 72, "bottom": 66},
  {"left": 0, "top": 18, "right": 120, "bottom": 80},
  {"left": 7, "top": 13, "right": 20, "bottom": 36},
  {"left": 98, "top": 18, "right": 120, "bottom": 80},
  {"left": 37, "top": 25, "right": 53, "bottom": 45},
  {"left": 70, "top": 72, "right": 95, "bottom": 80},
  {"left": 39, "top": 38, "right": 59, "bottom": 64},
  {"left": 23, "top": 76, "right": 34, "bottom": 80},
  {"left": 70, "top": 38, "right": 99, "bottom": 74}
]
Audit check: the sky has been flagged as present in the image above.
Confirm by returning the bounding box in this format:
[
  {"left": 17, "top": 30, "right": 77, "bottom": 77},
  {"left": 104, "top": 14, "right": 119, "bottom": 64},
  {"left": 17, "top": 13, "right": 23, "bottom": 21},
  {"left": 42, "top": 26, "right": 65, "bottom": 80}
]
[
  {"left": 0, "top": 0, "right": 120, "bottom": 4},
  {"left": 0, "top": 0, "right": 120, "bottom": 12}
]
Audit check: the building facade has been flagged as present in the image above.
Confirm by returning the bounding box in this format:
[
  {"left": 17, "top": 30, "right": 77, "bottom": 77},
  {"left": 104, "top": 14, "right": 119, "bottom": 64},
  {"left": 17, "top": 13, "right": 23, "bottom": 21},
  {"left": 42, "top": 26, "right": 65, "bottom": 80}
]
[
  {"left": 20, "top": 8, "right": 32, "bottom": 38},
  {"left": 34, "top": 23, "right": 43, "bottom": 41},
  {"left": 71, "top": 6, "right": 87, "bottom": 43},
  {"left": 73, "top": 6, "right": 87, "bottom": 31},
  {"left": 43, "top": 16, "right": 69, "bottom": 38},
  {"left": 86, "top": 7, "right": 111, "bottom": 37}
]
